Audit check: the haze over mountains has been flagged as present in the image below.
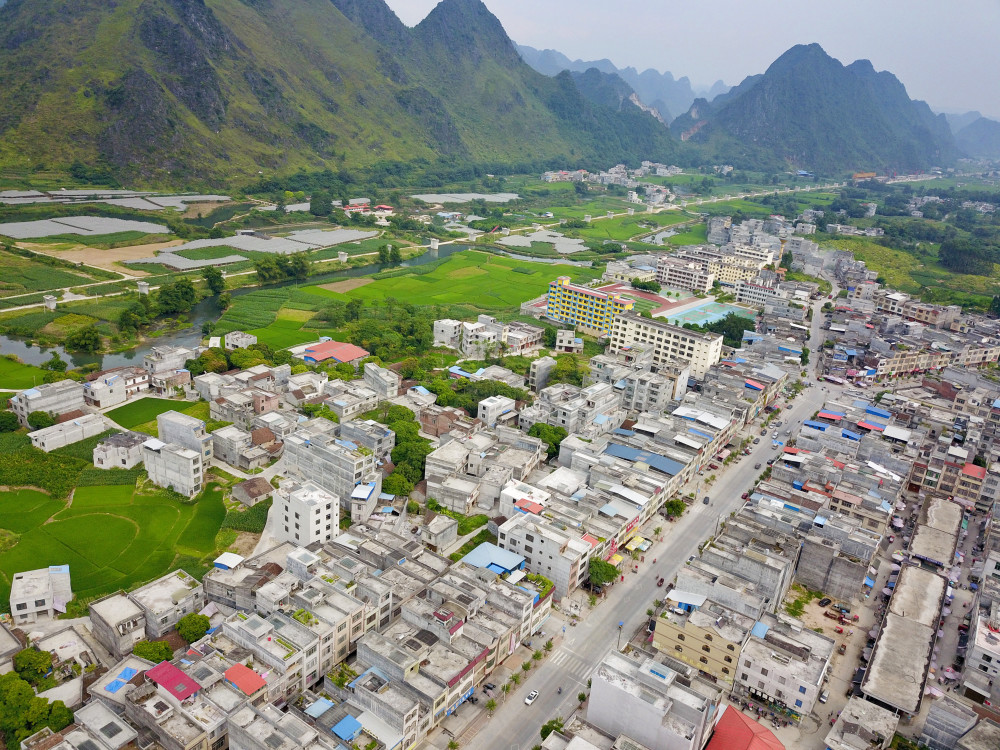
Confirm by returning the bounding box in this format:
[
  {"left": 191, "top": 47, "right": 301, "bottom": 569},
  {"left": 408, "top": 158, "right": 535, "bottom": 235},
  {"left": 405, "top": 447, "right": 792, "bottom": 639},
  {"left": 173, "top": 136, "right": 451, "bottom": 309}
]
[{"left": 0, "top": 0, "right": 994, "bottom": 187}]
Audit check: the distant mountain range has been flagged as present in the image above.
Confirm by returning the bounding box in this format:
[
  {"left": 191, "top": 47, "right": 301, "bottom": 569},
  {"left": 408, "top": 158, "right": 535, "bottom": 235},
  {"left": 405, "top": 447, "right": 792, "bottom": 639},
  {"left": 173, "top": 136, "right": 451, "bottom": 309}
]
[
  {"left": 668, "top": 44, "right": 958, "bottom": 172},
  {"left": 517, "top": 44, "right": 727, "bottom": 123},
  {"left": 0, "top": 1, "right": 985, "bottom": 186}
]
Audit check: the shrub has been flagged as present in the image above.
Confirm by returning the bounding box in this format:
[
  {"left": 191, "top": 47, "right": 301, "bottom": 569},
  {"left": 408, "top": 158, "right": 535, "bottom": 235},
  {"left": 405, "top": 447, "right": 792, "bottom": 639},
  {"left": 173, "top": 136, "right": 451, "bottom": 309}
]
[
  {"left": 221, "top": 498, "right": 273, "bottom": 533},
  {"left": 134, "top": 640, "right": 174, "bottom": 662},
  {"left": 177, "top": 613, "right": 210, "bottom": 643}
]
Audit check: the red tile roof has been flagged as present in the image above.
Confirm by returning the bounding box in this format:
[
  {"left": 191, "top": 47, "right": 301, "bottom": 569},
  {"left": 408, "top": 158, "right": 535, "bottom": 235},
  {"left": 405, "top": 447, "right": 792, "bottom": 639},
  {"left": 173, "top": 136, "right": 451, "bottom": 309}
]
[
  {"left": 705, "top": 707, "right": 784, "bottom": 750},
  {"left": 962, "top": 462, "right": 987, "bottom": 480},
  {"left": 146, "top": 661, "right": 201, "bottom": 701},
  {"left": 224, "top": 663, "right": 267, "bottom": 696},
  {"left": 302, "top": 340, "right": 369, "bottom": 363}
]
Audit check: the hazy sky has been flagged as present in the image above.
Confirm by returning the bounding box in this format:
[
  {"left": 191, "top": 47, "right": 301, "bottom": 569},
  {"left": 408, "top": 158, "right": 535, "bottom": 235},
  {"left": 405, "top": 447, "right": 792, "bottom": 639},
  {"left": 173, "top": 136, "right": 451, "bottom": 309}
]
[{"left": 385, "top": 0, "right": 1000, "bottom": 117}]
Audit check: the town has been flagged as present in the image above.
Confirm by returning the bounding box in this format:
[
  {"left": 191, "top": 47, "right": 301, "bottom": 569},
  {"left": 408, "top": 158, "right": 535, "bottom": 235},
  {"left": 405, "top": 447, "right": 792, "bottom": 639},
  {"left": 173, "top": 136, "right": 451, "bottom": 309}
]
[{"left": 3, "top": 170, "right": 1000, "bottom": 750}]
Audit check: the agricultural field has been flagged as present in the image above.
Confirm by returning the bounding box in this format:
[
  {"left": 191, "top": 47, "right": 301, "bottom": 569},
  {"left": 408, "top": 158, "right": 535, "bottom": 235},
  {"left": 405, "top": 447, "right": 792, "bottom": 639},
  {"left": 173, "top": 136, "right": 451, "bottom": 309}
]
[
  {"left": 0, "top": 356, "right": 48, "bottom": 389},
  {"left": 565, "top": 210, "right": 693, "bottom": 243},
  {"left": 661, "top": 224, "right": 708, "bottom": 245},
  {"left": 106, "top": 397, "right": 208, "bottom": 434},
  {"left": 0, "top": 248, "right": 111, "bottom": 298},
  {"left": 302, "top": 250, "right": 601, "bottom": 309},
  {"left": 540, "top": 197, "right": 632, "bottom": 220},
  {"left": 0, "top": 479, "right": 227, "bottom": 609},
  {"left": 23, "top": 230, "right": 172, "bottom": 249}
]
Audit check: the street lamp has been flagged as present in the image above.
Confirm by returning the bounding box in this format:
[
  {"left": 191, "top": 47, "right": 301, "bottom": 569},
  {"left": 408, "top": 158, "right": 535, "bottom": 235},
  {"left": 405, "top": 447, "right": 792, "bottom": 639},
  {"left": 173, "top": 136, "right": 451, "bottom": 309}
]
[{"left": 617, "top": 621, "right": 624, "bottom": 650}]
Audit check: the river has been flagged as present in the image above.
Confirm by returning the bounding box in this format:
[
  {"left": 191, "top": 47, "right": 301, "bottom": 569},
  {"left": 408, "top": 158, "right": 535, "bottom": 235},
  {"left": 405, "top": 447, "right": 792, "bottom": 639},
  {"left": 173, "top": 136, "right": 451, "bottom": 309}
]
[{"left": 0, "top": 243, "right": 472, "bottom": 370}]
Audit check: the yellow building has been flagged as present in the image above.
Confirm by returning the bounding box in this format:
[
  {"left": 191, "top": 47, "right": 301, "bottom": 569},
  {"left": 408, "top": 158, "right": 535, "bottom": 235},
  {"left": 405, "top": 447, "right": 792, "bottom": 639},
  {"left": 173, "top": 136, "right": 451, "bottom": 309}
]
[
  {"left": 546, "top": 277, "right": 634, "bottom": 336},
  {"left": 652, "top": 597, "right": 755, "bottom": 684}
]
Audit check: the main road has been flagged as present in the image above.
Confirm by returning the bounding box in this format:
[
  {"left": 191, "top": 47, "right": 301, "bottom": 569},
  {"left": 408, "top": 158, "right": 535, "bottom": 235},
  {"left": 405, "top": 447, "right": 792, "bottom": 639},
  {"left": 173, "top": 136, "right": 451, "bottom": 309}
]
[{"left": 465, "top": 283, "right": 848, "bottom": 750}]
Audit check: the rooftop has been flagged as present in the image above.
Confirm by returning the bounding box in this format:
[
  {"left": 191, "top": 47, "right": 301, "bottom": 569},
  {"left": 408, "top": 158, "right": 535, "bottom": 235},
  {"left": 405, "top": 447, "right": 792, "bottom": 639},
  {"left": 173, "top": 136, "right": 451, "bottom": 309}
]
[
  {"left": 129, "top": 570, "right": 199, "bottom": 616},
  {"left": 90, "top": 593, "right": 143, "bottom": 624},
  {"left": 824, "top": 695, "right": 898, "bottom": 750}
]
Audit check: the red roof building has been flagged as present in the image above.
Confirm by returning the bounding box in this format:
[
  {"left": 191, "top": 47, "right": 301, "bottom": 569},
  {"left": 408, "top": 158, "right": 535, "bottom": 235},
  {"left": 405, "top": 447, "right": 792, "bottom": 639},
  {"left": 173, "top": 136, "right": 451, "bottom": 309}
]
[
  {"left": 962, "top": 462, "right": 987, "bottom": 480},
  {"left": 704, "top": 707, "right": 784, "bottom": 750},
  {"left": 301, "top": 340, "right": 370, "bottom": 364},
  {"left": 146, "top": 661, "right": 201, "bottom": 701},
  {"left": 224, "top": 663, "right": 267, "bottom": 696}
]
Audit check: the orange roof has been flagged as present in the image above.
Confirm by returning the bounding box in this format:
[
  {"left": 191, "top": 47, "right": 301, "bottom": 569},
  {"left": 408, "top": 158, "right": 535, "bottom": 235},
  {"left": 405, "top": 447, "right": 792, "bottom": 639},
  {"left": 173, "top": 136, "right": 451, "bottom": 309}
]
[
  {"left": 302, "top": 340, "right": 369, "bottom": 363},
  {"left": 225, "top": 663, "right": 267, "bottom": 695},
  {"left": 705, "top": 707, "right": 784, "bottom": 750},
  {"left": 962, "top": 462, "right": 987, "bottom": 480}
]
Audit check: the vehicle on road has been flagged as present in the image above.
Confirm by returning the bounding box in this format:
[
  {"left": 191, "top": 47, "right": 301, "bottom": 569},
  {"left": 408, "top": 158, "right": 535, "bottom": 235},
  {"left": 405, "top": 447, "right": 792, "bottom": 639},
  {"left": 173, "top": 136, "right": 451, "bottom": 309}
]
[
  {"left": 687, "top": 555, "right": 695, "bottom": 563},
  {"left": 657, "top": 577, "right": 665, "bottom": 587},
  {"left": 524, "top": 690, "right": 539, "bottom": 705},
  {"left": 485, "top": 683, "right": 496, "bottom": 691},
  {"left": 766, "top": 459, "right": 774, "bottom": 466},
  {"left": 818, "top": 597, "right": 832, "bottom": 607},
  {"left": 834, "top": 626, "right": 844, "bottom": 634},
  {"left": 888, "top": 535, "right": 895, "bottom": 543},
  {"left": 754, "top": 463, "right": 761, "bottom": 469},
  {"left": 703, "top": 496, "right": 710, "bottom": 504},
  {"left": 753, "top": 438, "right": 760, "bottom": 444},
  {"left": 760, "top": 429, "right": 767, "bottom": 436},
  {"left": 741, "top": 492, "right": 749, "bottom": 499},
  {"left": 819, "top": 689, "right": 830, "bottom": 703}
]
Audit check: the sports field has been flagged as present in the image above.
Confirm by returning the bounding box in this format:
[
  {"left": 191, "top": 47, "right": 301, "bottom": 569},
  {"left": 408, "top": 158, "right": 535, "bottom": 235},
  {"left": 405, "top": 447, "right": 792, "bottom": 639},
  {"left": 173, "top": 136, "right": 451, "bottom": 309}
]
[
  {"left": 0, "top": 480, "right": 226, "bottom": 609},
  {"left": 302, "top": 250, "right": 600, "bottom": 309}
]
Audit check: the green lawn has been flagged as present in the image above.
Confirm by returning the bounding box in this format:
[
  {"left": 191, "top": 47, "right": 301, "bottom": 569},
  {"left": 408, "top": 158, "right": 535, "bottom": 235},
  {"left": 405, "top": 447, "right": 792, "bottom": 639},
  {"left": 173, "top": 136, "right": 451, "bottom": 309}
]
[
  {"left": 0, "top": 480, "right": 228, "bottom": 609},
  {"left": 662, "top": 224, "right": 708, "bottom": 245},
  {"left": 566, "top": 211, "right": 693, "bottom": 242},
  {"left": 0, "top": 356, "right": 49, "bottom": 389},
  {"left": 248, "top": 317, "right": 316, "bottom": 349},
  {"left": 106, "top": 398, "right": 203, "bottom": 429},
  {"left": 301, "top": 250, "right": 601, "bottom": 309}
]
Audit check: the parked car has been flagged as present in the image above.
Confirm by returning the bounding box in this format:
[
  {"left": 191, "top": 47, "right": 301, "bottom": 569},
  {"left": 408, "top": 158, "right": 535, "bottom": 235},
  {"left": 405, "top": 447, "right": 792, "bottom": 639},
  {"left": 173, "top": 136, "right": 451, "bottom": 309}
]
[
  {"left": 819, "top": 690, "right": 830, "bottom": 703},
  {"left": 818, "top": 597, "right": 832, "bottom": 607},
  {"left": 657, "top": 577, "right": 665, "bottom": 587},
  {"left": 741, "top": 492, "right": 749, "bottom": 499},
  {"left": 485, "top": 683, "right": 496, "bottom": 692},
  {"left": 753, "top": 438, "right": 760, "bottom": 444},
  {"left": 766, "top": 459, "right": 774, "bottom": 466},
  {"left": 703, "top": 496, "right": 710, "bottom": 504},
  {"left": 524, "top": 690, "right": 539, "bottom": 706}
]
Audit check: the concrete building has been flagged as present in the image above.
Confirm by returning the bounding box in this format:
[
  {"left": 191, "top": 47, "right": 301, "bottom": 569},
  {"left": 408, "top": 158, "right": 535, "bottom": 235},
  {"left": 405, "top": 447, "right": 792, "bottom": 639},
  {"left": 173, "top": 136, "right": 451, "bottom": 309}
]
[
  {"left": 83, "top": 367, "right": 149, "bottom": 408},
  {"left": 919, "top": 697, "right": 979, "bottom": 750},
  {"left": 323, "top": 380, "right": 379, "bottom": 420},
  {"left": 9, "top": 565, "right": 72, "bottom": 626},
  {"left": 128, "top": 569, "right": 205, "bottom": 638},
  {"left": 143, "top": 345, "right": 196, "bottom": 374},
  {"left": 212, "top": 424, "right": 272, "bottom": 471},
  {"left": 225, "top": 330, "right": 258, "bottom": 349},
  {"left": 609, "top": 313, "right": 723, "bottom": 378},
  {"left": 529, "top": 356, "right": 557, "bottom": 393},
  {"left": 94, "top": 431, "right": 147, "bottom": 470},
  {"left": 339, "top": 419, "right": 396, "bottom": 458},
  {"left": 655, "top": 256, "right": 715, "bottom": 293},
  {"left": 28, "top": 413, "right": 108, "bottom": 452},
  {"left": 143, "top": 439, "right": 204, "bottom": 497},
  {"left": 823, "top": 695, "right": 897, "bottom": 750},
  {"left": 546, "top": 276, "right": 635, "bottom": 336},
  {"left": 732, "top": 612, "right": 834, "bottom": 722},
  {"left": 283, "top": 426, "right": 381, "bottom": 514},
  {"left": 210, "top": 388, "right": 280, "bottom": 429},
  {"left": 587, "top": 651, "right": 718, "bottom": 750},
  {"left": 421, "top": 515, "right": 459, "bottom": 553},
  {"left": 0, "top": 624, "right": 19, "bottom": 673},
  {"left": 554, "top": 329, "right": 584, "bottom": 353},
  {"left": 10, "top": 379, "right": 85, "bottom": 427},
  {"left": 478, "top": 395, "right": 516, "bottom": 427},
  {"left": 962, "top": 599, "right": 1000, "bottom": 706},
  {"left": 232, "top": 477, "right": 274, "bottom": 507},
  {"left": 89, "top": 593, "right": 146, "bottom": 659},
  {"left": 363, "top": 362, "right": 401, "bottom": 400},
  {"left": 496, "top": 514, "right": 592, "bottom": 600},
  {"left": 158, "top": 410, "right": 213, "bottom": 460},
  {"left": 274, "top": 481, "right": 341, "bottom": 546}
]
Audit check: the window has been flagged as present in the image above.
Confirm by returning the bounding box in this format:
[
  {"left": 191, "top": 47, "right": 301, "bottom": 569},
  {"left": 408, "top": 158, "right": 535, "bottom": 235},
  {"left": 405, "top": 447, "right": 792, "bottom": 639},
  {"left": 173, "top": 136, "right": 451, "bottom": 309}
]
[
  {"left": 677, "top": 633, "right": 685, "bottom": 641},
  {"left": 741, "top": 673, "right": 749, "bottom": 681},
  {"left": 15, "top": 603, "right": 26, "bottom": 611},
  {"left": 727, "top": 644, "right": 735, "bottom": 651},
  {"left": 724, "top": 656, "right": 732, "bottom": 663},
  {"left": 702, "top": 645, "right": 711, "bottom": 653},
  {"left": 704, "top": 634, "right": 713, "bottom": 641},
  {"left": 675, "top": 645, "right": 683, "bottom": 653},
  {"left": 744, "top": 659, "right": 751, "bottom": 667},
  {"left": 34, "top": 599, "right": 46, "bottom": 607},
  {"left": 798, "top": 685, "right": 807, "bottom": 694},
  {"left": 699, "top": 656, "right": 708, "bottom": 664},
  {"left": 761, "top": 668, "right": 768, "bottom": 677},
  {"left": 722, "top": 667, "right": 730, "bottom": 675},
  {"left": 795, "top": 699, "right": 803, "bottom": 708}
]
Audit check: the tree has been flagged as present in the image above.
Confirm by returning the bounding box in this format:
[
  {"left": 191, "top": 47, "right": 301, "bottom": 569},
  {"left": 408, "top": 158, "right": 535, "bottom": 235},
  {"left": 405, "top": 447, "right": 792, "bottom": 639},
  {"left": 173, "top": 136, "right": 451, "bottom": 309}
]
[
  {"left": 447, "top": 741, "right": 460, "bottom": 750},
  {"left": 310, "top": 190, "right": 332, "bottom": 216},
  {"left": 800, "top": 345, "right": 810, "bottom": 365},
  {"left": 527, "top": 423, "right": 568, "bottom": 460},
  {"left": 14, "top": 649, "right": 53, "bottom": 685},
  {"left": 509, "top": 673, "right": 521, "bottom": 686},
  {"left": 288, "top": 253, "right": 309, "bottom": 280},
  {"left": 500, "top": 682, "right": 511, "bottom": 702},
  {"left": 27, "top": 411, "right": 55, "bottom": 430},
  {"left": 176, "top": 613, "right": 210, "bottom": 643},
  {"left": 157, "top": 279, "right": 197, "bottom": 315},
  {"left": 532, "top": 649, "right": 543, "bottom": 661},
  {"left": 382, "top": 472, "right": 413, "bottom": 497},
  {"left": 630, "top": 278, "right": 661, "bottom": 293},
  {"left": 589, "top": 557, "right": 619, "bottom": 587},
  {"left": 377, "top": 245, "right": 391, "bottom": 264},
  {"left": 218, "top": 292, "right": 232, "bottom": 310},
  {"left": 663, "top": 499, "right": 686, "bottom": 518},
  {"left": 133, "top": 640, "right": 174, "bottom": 662},
  {"left": 203, "top": 267, "right": 225, "bottom": 295},
  {"left": 485, "top": 698, "right": 497, "bottom": 716},
  {"left": 389, "top": 246, "right": 402, "bottom": 263},
  {"left": 40, "top": 352, "right": 67, "bottom": 372},
  {"left": 0, "top": 412, "right": 19, "bottom": 432},
  {"left": 540, "top": 718, "right": 564, "bottom": 740},
  {"left": 47, "top": 701, "right": 73, "bottom": 732},
  {"left": 65, "top": 324, "right": 102, "bottom": 353},
  {"left": 543, "top": 639, "right": 553, "bottom": 652}
]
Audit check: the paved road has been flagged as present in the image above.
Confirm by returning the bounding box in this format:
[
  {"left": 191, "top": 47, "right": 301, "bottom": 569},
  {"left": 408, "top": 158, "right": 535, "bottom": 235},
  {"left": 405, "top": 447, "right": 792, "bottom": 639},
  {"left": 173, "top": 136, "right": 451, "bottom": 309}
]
[{"left": 466, "top": 282, "right": 845, "bottom": 750}]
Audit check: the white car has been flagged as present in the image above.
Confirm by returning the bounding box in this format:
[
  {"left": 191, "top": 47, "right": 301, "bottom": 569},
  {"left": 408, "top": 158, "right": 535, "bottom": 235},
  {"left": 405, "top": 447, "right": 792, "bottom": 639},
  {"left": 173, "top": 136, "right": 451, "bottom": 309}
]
[{"left": 524, "top": 690, "right": 539, "bottom": 705}]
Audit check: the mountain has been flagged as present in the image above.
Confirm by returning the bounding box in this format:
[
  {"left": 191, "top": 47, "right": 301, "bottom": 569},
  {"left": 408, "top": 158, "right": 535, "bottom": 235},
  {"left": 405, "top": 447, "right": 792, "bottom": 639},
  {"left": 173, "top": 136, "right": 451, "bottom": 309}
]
[
  {"left": 516, "top": 44, "right": 722, "bottom": 122},
  {"left": 946, "top": 111, "right": 984, "bottom": 135},
  {"left": 0, "top": 0, "right": 677, "bottom": 186},
  {"left": 955, "top": 117, "right": 1000, "bottom": 160},
  {"left": 671, "top": 44, "right": 956, "bottom": 172}
]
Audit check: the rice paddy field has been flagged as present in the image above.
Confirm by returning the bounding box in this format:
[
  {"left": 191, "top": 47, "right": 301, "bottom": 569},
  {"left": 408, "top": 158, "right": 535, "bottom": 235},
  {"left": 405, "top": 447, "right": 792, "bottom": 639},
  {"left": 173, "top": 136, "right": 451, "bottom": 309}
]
[
  {"left": 106, "top": 397, "right": 210, "bottom": 435},
  {"left": 0, "top": 479, "right": 226, "bottom": 609},
  {"left": 0, "top": 356, "right": 48, "bottom": 389}
]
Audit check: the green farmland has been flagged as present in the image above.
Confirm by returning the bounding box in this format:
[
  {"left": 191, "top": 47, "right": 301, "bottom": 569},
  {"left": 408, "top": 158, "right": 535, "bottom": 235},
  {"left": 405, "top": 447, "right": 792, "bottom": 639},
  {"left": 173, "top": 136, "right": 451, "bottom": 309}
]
[
  {"left": 0, "top": 479, "right": 226, "bottom": 610},
  {"left": 0, "top": 356, "right": 48, "bottom": 389},
  {"left": 106, "top": 397, "right": 207, "bottom": 432}
]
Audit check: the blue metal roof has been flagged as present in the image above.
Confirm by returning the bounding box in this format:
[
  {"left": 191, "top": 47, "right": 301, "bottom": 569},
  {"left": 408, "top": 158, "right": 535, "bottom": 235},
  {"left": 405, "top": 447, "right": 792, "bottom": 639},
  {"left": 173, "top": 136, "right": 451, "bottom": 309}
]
[
  {"left": 803, "top": 420, "right": 827, "bottom": 430},
  {"left": 332, "top": 716, "right": 363, "bottom": 742},
  {"left": 866, "top": 406, "right": 892, "bottom": 419},
  {"left": 604, "top": 442, "right": 685, "bottom": 476},
  {"left": 687, "top": 427, "right": 713, "bottom": 439},
  {"left": 613, "top": 428, "right": 635, "bottom": 437},
  {"left": 600, "top": 503, "right": 619, "bottom": 516},
  {"left": 460, "top": 542, "right": 524, "bottom": 573},
  {"left": 841, "top": 429, "right": 862, "bottom": 441},
  {"left": 864, "top": 576, "right": 876, "bottom": 587},
  {"left": 751, "top": 621, "right": 770, "bottom": 639}
]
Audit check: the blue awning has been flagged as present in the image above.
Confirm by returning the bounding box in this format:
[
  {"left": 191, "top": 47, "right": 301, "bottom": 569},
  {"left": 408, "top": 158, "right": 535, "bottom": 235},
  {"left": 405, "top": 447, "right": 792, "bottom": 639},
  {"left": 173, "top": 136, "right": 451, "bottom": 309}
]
[
  {"left": 841, "top": 429, "right": 862, "bottom": 441},
  {"left": 803, "top": 420, "right": 827, "bottom": 431},
  {"left": 864, "top": 576, "right": 875, "bottom": 587},
  {"left": 751, "top": 621, "right": 770, "bottom": 639},
  {"left": 613, "top": 428, "right": 635, "bottom": 437},
  {"left": 866, "top": 406, "right": 892, "bottom": 419}
]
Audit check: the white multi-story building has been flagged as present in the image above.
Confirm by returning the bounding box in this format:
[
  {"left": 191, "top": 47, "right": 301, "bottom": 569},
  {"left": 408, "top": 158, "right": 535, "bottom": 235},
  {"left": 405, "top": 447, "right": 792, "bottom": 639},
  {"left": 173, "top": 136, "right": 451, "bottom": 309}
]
[
  {"left": 362, "top": 362, "right": 401, "bottom": 400},
  {"left": 608, "top": 313, "right": 723, "bottom": 378},
  {"left": 224, "top": 331, "right": 258, "bottom": 350},
  {"left": 323, "top": 380, "right": 378, "bottom": 420},
  {"left": 158, "top": 410, "right": 213, "bottom": 462},
  {"left": 961, "top": 600, "right": 1000, "bottom": 706},
  {"left": 143, "top": 345, "right": 196, "bottom": 374},
  {"left": 10, "top": 379, "right": 85, "bottom": 427},
  {"left": 94, "top": 431, "right": 148, "bottom": 469},
  {"left": 274, "top": 480, "right": 340, "bottom": 546},
  {"left": 128, "top": 569, "right": 205, "bottom": 639},
  {"left": 656, "top": 256, "right": 715, "bottom": 293},
  {"left": 83, "top": 366, "right": 149, "bottom": 408},
  {"left": 496, "top": 514, "right": 592, "bottom": 599},
  {"left": 478, "top": 395, "right": 516, "bottom": 427},
  {"left": 9, "top": 565, "right": 72, "bottom": 626},
  {"left": 29, "top": 413, "right": 108, "bottom": 452},
  {"left": 735, "top": 280, "right": 785, "bottom": 308},
  {"left": 283, "top": 427, "right": 381, "bottom": 513},
  {"left": 142, "top": 439, "right": 203, "bottom": 497}
]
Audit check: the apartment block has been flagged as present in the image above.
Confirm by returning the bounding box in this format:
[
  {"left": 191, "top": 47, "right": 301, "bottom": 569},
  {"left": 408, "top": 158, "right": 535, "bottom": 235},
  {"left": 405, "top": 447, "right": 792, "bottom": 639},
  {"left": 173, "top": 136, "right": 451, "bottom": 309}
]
[
  {"left": 29, "top": 413, "right": 108, "bottom": 452},
  {"left": 143, "top": 439, "right": 204, "bottom": 497},
  {"left": 10, "top": 379, "right": 85, "bottom": 427},
  {"left": 210, "top": 388, "right": 280, "bottom": 429},
  {"left": 655, "top": 256, "right": 715, "bottom": 293},
  {"left": 143, "top": 345, "right": 197, "bottom": 374},
  {"left": 609, "top": 313, "right": 723, "bottom": 378},
  {"left": 274, "top": 481, "right": 340, "bottom": 546},
  {"left": 477, "top": 395, "right": 516, "bottom": 427},
  {"left": 518, "top": 382, "right": 624, "bottom": 435},
  {"left": 9, "top": 565, "right": 72, "bottom": 626},
  {"left": 554, "top": 329, "right": 584, "bottom": 353},
  {"left": 158, "top": 410, "right": 213, "bottom": 461},
  {"left": 323, "top": 380, "right": 379, "bottom": 420},
  {"left": 283, "top": 427, "right": 381, "bottom": 512},
  {"left": 545, "top": 276, "right": 635, "bottom": 336},
  {"left": 128, "top": 569, "right": 205, "bottom": 639},
  {"left": 653, "top": 595, "right": 755, "bottom": 684},
  {"left": 363, "top": 362, "right": 401, "bottom": 400},
  {"left": 212, "top": 425, "right": 272, "bottom": 471},
  {"left": 89, "top": 593, "right": 146, "bottom": 659},
  {"left": 496, "top": 514, "right": 592, "bottom": 599},
  {"left": 83, "top": 366, "right": 149, "bottom": 408},
  {"left": 338, "top": 419, "right": 396, "bottom": 458},
  {"left": 528, "top": 356, "right": 557, "bottom": 393},
  {"left": 94, "top": 431, "right": 148, "bottom": 470}
]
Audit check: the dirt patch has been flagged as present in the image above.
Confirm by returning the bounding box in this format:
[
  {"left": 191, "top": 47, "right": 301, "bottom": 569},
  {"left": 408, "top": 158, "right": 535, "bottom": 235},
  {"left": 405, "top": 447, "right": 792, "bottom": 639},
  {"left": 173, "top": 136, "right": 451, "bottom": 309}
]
[
  {"left": 229, "top": 532, "right": 260, "bottom": 556},
  {"left": 319, "top": 278, "right": 374, "bottom": 294},
  {"left": 24, "top": 239, "right": 186, "bottom": 274},
  {"left": 181, "top": 201, "right": 235, "bottom": 220}
]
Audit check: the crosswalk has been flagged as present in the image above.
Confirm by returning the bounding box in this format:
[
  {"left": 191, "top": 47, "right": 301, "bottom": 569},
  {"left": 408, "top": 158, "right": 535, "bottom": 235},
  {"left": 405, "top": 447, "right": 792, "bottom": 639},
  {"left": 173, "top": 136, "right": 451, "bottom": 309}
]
[{"left": 548, "top": 649, "right": 596, "bottom": 681}]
